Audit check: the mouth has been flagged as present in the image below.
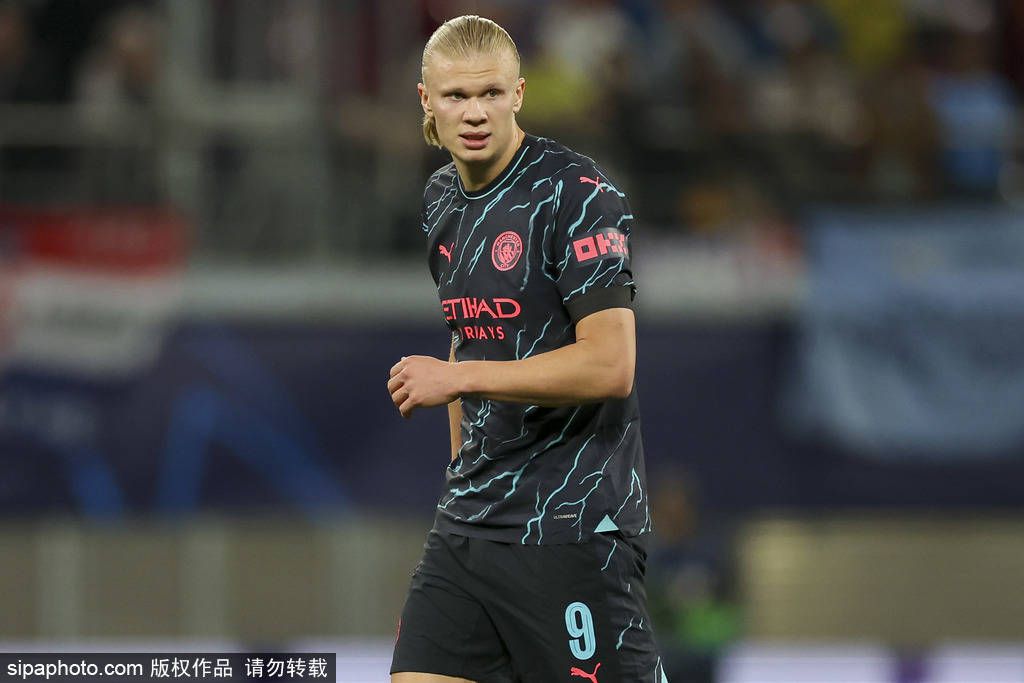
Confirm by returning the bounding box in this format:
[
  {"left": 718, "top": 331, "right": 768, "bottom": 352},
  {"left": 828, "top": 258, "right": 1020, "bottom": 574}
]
[{"left": 459, "top": 132, "right": 491, "bottom": 150}]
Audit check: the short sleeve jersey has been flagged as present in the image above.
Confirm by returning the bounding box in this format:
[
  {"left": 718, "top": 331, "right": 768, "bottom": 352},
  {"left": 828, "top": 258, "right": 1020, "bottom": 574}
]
[{"left": 421, "top": 134, "right": 651, "bottom": 545}]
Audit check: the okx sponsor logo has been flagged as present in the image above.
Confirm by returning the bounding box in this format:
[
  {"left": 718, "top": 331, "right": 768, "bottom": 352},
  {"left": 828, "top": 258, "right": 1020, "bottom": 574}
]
[{"left": 571, "top": 228, "right": 628, "bottom": 266}]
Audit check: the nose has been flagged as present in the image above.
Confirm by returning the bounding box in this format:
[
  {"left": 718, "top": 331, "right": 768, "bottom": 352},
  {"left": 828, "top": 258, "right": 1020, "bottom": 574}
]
[{"left": 463, "top": 97, "right": 486, "bottom": 123}]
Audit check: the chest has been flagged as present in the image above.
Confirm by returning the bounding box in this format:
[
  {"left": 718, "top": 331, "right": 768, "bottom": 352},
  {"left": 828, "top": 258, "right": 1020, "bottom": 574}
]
[{"left": 428, "top": 190, "right": 556, "bottom": 300}]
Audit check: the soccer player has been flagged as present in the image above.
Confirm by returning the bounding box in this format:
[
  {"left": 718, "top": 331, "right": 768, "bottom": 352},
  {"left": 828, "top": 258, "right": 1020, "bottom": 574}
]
[{"left": 387, "top": 15, "right": 665, "bottom": 683}]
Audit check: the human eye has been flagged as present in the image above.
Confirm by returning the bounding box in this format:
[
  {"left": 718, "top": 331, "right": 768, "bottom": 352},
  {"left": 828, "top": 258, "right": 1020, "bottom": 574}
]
[
  {"left": 447, "top": 92, "right": 464, "bottom": 100},
  {"left": 487, "top": 89, "right": 500, "bottom": 98}
]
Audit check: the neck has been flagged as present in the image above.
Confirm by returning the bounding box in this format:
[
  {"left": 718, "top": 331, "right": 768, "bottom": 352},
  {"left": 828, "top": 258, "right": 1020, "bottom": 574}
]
[{"left": 457, "top": 127, "right": 525, "bottom": 192}]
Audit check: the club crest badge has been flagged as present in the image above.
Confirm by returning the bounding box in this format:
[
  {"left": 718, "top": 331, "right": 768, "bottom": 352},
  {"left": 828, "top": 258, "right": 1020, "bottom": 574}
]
[{"left": 491, "top": 230, "right": 523, "bottom": 271}]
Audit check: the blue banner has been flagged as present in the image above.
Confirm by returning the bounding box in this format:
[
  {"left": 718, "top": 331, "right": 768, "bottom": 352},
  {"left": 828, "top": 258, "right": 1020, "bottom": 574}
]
[{"left": 787, "top": 207, "right": 1024, "bottom": 457}]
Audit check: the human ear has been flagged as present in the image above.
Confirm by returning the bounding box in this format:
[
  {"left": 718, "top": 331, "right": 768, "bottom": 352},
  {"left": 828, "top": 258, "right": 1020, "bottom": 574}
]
[
  {"left": 418, "top": 82, "right": 431, "bottom": 114},
  {"left": 512, "top": 77, "right": 525, "bottom": 113}
]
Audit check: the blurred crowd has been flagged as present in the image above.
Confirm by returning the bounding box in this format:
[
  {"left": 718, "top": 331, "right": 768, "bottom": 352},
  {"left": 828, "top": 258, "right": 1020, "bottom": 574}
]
[
  {"left": 424, "top": 0, "right": 1024, "bottom": 231},
  {"left": 0, "top": 0, "right": 161, "bottom": 202},
  {"left": 1, "top": 0, "right": 1022, "bottom": 236},
  {"left": 0, "top": 0, "right": 160, "bottom": 108}
]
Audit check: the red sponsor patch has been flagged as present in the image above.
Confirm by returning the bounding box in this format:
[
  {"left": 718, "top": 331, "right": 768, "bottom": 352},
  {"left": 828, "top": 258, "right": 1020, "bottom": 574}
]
[
  {"left": 492, "top": 230, "right": 523, "bottom": 271},
  {"left": 571, "top": 229, "right": 628, "bottom": 265}
]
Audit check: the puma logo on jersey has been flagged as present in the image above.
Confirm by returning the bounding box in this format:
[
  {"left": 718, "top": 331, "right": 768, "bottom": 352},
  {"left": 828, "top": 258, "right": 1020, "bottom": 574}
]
[
  {"left": 570, "top": 662, "right": 601, "bottom": 683},
  {"left": 439, "top": 242, "right": 455, "bottom": 263},
  {"left": 579, "top": 176, "right": 608, "bottom": 192}
]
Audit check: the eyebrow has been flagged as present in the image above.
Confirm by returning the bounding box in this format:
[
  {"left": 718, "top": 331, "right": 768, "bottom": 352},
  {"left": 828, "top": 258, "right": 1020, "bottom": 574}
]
[{"left": 440, "top": 84, "right": 504, "bottom": 97}]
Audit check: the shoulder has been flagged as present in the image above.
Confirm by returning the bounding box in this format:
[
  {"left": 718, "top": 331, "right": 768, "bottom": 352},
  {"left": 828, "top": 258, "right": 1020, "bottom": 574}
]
[
  {"left": 423, "top": 162, "right": 458, "bottom": 200},
  {"left": 534, "top": 137, "right": 625, "bottom": 201}
]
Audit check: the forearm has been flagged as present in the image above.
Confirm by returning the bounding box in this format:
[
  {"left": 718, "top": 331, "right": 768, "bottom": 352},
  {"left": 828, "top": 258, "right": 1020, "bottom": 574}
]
[
  {"left": 447, "top": 341, "right": 462, "bottom": 460},
  {"left": 448, "top": 399, "right": 462, "bottom": 459},
  {"left": 454, "top": 337, "right": 633, "bottom": 406},
  {"left": 388, "top": 311, "right": 635, "bottom": 418}
]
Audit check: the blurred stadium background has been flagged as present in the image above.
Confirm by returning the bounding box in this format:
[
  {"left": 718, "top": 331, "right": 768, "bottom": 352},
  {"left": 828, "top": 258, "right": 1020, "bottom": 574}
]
[{"left": 1, "top": 0, "right": 1024, "bottom": 681}]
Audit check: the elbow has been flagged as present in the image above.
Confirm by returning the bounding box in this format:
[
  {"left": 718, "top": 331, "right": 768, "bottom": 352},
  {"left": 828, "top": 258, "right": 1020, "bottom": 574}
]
[{"left": 605, "top": 363, "right": 634, "bottom": 400}]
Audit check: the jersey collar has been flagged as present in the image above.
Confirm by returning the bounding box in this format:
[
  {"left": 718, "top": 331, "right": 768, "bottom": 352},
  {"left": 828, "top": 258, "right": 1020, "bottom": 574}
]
[{"left": 457, "top": 134, "right": 535, "bottom": 201}]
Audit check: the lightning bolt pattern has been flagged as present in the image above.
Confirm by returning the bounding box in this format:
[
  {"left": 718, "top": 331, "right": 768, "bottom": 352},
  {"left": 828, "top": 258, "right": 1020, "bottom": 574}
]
[{"left": 417, "top": 134, "right": 649, "bottom": 544}]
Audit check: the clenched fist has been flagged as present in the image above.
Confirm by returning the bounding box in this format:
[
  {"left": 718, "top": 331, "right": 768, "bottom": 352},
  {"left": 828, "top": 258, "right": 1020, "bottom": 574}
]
[{"left": 388, "top": 355, "right": 460, "bottom": 418}]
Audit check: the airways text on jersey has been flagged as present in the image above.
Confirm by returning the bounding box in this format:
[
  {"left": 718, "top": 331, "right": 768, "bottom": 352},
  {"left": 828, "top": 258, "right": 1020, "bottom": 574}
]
[{"left": 419, "top": 134, "right": 650, "bottom": 545}]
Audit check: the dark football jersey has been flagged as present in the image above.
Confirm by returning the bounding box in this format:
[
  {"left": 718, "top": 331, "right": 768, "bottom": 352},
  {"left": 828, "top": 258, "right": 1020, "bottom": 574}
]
[{"left": 421, "top": 134, "right": 651, "bottom": 544}]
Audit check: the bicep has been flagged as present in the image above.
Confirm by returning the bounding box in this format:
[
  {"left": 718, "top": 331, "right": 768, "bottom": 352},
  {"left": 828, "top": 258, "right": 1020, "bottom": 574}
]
[
  {"left": 574, "top": 307, "right": 636, "bottom": 397},
  {"left": 574, "top": 307, "right": 636, "bottom": 358}
]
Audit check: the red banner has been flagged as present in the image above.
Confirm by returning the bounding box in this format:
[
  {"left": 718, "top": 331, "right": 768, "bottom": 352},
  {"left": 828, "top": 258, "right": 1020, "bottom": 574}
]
[{"left": 0, "top": 206, "right": 189, "bottom": 272}]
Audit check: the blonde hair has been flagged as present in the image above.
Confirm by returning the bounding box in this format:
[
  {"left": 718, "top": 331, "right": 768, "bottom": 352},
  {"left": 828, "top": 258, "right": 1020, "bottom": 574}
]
[{"left": 420, "top": 15, "right": 521, "bottom": 148}]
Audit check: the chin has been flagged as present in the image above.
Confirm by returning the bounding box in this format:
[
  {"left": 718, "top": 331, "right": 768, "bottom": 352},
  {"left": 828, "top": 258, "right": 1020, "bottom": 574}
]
[{"left": 450, "top": 146, "right": 494, "bottom": 164}]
